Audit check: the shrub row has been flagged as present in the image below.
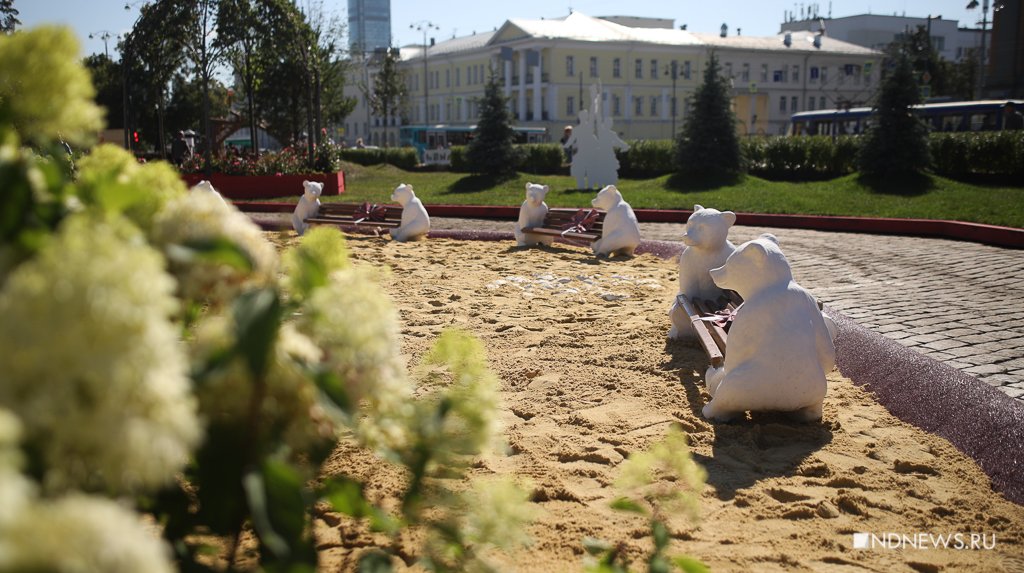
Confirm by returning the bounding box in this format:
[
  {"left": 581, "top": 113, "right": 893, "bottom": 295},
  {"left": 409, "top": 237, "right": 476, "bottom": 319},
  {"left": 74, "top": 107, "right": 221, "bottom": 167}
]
[
  {"left": 741, "top": 136, "right": 861, "bottom": 180},
  {"left": 928, "top": 131, "right": 1024, "bottom": 178},
  {"left": 339, "top": 147, "right": 419, "bottom": 170},
  {"left": 616, "top": 139, "right": 675, "bottom": 178}
]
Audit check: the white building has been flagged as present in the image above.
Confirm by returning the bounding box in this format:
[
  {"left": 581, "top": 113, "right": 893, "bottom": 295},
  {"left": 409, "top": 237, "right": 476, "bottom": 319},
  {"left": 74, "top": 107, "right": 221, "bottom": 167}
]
[{"left": 345, "top": 11, "right": 881, "bottom": 144}]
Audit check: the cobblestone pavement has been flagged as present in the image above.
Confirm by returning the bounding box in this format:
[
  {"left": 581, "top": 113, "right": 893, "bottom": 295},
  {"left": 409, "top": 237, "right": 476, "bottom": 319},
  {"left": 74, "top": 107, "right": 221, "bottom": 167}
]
[{"left": 429, "top": 217, "right": 1024, "bottom": 403}]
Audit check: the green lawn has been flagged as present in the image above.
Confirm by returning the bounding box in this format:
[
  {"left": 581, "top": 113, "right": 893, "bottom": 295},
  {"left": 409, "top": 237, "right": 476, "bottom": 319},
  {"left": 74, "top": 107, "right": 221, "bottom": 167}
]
[{"left": 304, "top": 163, "right": 1024, "bottom": 228}]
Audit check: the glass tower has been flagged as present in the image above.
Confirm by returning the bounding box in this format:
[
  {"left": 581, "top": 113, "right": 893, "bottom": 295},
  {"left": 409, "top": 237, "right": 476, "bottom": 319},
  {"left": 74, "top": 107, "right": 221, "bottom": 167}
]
[{"left": 348, "top": 0, "right": 391, "bottom": 53}]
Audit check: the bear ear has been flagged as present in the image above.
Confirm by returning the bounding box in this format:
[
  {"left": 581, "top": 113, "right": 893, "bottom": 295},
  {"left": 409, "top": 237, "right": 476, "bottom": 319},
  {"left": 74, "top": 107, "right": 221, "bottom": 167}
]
[
  {"left": 759, "top": 233, "right": 779, "bottom": 246},
  {"left": 723, "top": 211, "right": 737, "bottom": 226},
  {"left": 526, "top": 182, "right": 533, "bottom": 190},
  {"left": 303, "top": 180, "right": 311, "bottom": 185},
  {"left": 542, "top": 184, "right": 549, "bottom": 192},
  {"left": 694, "top": 204, "right": 704, "bottom": 212}
]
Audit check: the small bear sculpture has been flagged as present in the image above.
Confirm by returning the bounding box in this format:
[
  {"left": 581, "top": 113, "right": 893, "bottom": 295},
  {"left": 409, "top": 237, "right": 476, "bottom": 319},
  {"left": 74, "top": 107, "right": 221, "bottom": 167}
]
[
  {"left": 388, "top": 183, "right": 430, "bottom": 242},
  {"left": 190, "top": 179, "right": 226, "bottom": 204},
  {"left": 291, "top": 180, "right": 323, "bottom": 236},
  {"left": 669, "top": 205, "right": 738, "bottom": 339},
  {"left": 590, "top": 185, "right": 641, "bottom": 257},
  {"left": 514, "top": 182, "right": 554, "bottom": 247},
  {"left": 701, "top": 234, "right": 836, "bottom": 423}
]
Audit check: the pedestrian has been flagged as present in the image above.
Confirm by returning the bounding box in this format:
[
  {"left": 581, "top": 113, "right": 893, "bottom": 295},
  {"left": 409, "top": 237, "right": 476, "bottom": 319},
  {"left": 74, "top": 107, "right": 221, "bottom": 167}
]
[
  {"left": 1003, "top": 102, "right": 1023, "bottom": 130},
  {"left": 560, "top": 125, "right": 574, "bottom": 163},
  {"left": 171, "top": 130, "right": 187, "bottom": 166}
]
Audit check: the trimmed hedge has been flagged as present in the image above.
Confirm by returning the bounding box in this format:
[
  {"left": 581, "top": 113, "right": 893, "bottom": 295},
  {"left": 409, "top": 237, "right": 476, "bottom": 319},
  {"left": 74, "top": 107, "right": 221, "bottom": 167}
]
[
  {"left": 616, "top": 140, "right": 675, "bottom": 178},
  {"left": 339, "top": 147, "right": 419, "bottom": 170},
  {"left": 517, "top": 144, "right": 565, "bottom": 175},
  {"left": 929, "top": 131, "right": 1024, "bottom": 179},
  {"left": 741, "top": 136, "right": 861, "bottom": 180}
]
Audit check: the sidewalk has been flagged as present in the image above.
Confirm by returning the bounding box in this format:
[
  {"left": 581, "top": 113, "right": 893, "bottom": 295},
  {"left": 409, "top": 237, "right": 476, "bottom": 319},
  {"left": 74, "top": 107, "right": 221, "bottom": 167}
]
[{"left": 428, "top": 216, "right": 1024, "bottom": 404}]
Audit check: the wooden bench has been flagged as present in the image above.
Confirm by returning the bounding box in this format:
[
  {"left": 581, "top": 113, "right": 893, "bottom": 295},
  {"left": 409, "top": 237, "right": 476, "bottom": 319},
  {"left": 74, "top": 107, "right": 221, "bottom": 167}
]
[
  {"left": 521, "top": 208, "right": 605, "bottom": 242},
  {"left": 676, "top": 291, "right": 743, "bottom": 368},
  {"left": 305, "top": 202, "right": 403, "bottom": 230}
]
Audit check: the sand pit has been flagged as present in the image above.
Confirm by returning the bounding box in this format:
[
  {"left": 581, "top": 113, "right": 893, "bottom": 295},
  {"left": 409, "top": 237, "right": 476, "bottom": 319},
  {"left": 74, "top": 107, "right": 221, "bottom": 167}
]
[{"left": 271, "top": 233, "right": 1024, "bottom": 572}]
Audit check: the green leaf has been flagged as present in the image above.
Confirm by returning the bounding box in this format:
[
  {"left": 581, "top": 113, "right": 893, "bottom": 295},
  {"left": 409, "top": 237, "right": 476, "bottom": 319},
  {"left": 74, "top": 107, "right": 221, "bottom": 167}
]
[
  {"left": 243, "top": 468, "right": 290, "bottom": 560},
  {"left": 609, "top": 497, "right": 647, "bottom": 515},
  {"left": 582, "top": 536, "right": 612, "bottom": 556},
  {"left": 651, "top": 519, "right": 669, "bottom": 552},
  {"left": 166, "top": 237, "right": 255, "bottom": 272},
  {"left": 357, "top": 550, "right": 394, "bottom": 573},
  {"left": 261, "top": 459, "right": 310, "bottom": 547},
  {"left": 232, "top": 288, "right": 282, "bottom": 380},
  {"left": 672, "top": 556, "right": 709, "bottom": 573},
  {"left": 95, "top": 182, "right": 145, "bottom": 213}
]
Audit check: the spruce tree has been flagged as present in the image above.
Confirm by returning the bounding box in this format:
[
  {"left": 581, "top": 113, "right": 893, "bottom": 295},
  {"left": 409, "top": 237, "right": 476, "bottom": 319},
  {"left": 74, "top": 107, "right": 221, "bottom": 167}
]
[
  {"left": 858, "top": 51, "right": 930, "bottom": 179},
  {"left": 467, "top": 68, "right": 516, "bottom": 176},
  {"left": 674, "top": 52, "right": 742, "bottom": 182}
]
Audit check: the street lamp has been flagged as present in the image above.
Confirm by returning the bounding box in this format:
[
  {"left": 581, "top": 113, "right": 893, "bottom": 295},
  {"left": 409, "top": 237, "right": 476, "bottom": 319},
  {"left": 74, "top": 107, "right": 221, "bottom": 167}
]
[
  {"left": 967, "top": 0, "right": 1002, "bottom": 99},
  {"left": 410, "top": 21, "right": 438, "bottom": 124},
  {"left": 664, "top": 60, "right": 679, "bottom": 137},
  {"left": 88, "top": 30, "right": 115, "bottom": 59}
]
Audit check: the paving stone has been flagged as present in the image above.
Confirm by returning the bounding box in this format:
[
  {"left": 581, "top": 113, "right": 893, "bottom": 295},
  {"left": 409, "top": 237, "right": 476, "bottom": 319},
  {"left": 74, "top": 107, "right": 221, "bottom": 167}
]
[
  {"left": 922, "top": 339, "right": 968, "bottom": 352},
  {"left": 964, "top": 363, "right": 1010, "bottom": 376},
  {"left": 1001, "top": 387, "right": 1024, "bottom": 399}
]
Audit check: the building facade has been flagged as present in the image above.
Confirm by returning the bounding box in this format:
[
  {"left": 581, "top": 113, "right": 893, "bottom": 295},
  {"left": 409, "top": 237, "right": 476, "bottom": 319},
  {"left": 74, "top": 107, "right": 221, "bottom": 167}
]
[
  {"left": 347, "top": 0, "right": 391, "bottom": 53},
  {"left": 346, "top": 11, "right": 881, "bottom": 145}
]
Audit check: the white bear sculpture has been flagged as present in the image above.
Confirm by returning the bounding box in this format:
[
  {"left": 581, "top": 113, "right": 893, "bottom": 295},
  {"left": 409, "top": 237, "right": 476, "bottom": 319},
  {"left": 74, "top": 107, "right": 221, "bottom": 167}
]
[
  {"left": 590, "top": 185, "right": 641, "bottom": 257},
  {"left": 190, "top": 179, "right": 226, "bottom": 204},
  {"left": 668, "top": 205, "right": 738, "bottom": 339},
  {"left": 701, "top": 234, "right": 836, "bottom": 423},
  {"left": 388, "top": 183, "right": 430, "bottom": 242},
  {"left": 514, "top": 182, "right": 554, "bottom": 247},
  {"left": 291, "top": 180, "right": 323, "bottom": 236}
]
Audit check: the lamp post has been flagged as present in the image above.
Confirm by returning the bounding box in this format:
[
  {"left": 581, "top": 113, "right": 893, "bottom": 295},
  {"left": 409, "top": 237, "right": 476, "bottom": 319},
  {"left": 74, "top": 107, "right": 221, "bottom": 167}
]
[
  {"left": 967, "top": 0, "right": 993, "bottom": 99},
  {"left": 410, "top": 21, "right": 438, "bottom": 124},
  {"left": 88, "top": 30, "right": 115, "bottom": 59},
  {"left": 121, "top": 1, "right": 149, "bottom": 152},
  {"left": 664, "top": 60, "right": 679, "bottom": 137}
]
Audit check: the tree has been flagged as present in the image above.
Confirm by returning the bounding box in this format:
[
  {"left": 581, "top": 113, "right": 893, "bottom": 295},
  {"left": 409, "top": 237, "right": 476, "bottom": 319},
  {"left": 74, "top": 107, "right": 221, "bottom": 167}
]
[
  {"left": 82, "top": 54, "right": 125, "bottom": 129},
  {"left": 0, "top": 0, "right": 18, "bottom": 34},
  {"left": 466, "top": 68, "right": 516, "bottom": 176},
  {"left": 367, "top": 47, "right": 406, "bottom": 148},
  {"left": 857, "top": 51, "right": 930, "bottom": 180},
  {"left": 674, "top": 52, "right": 742, "bottom": 182}
]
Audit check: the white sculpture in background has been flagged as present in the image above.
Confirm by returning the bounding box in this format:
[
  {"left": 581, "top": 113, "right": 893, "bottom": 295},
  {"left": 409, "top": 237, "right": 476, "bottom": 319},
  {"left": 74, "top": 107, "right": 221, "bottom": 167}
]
[
  {"left": 514, "top": 182, "right": 554, "bottom": 247},
  {"left": 701, "top": 234, "right": 836, "bottom": 422},
  {"left": 564, "top": 83, "right": 629, "bottom": 189},
  {"left": 590, "top": 185, "right": 641, "bottom": 257},
  {"left": 389, "top": 183, "right": 430, "bottom": 242},
  {"left": 668, "top": 205, "right": 738, "bottom": 339},
  {"left": 189, "top": 179, "right": 226, "bottom": 204},
  {"left": 291, "top": 180, "right": 323, "bottom": 235}
]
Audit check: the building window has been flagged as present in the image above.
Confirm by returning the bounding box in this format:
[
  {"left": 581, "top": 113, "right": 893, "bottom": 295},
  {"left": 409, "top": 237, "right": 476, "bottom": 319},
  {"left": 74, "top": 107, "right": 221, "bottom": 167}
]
[
  {"left": 792, "top": 65, "right": 799, "bottom": 83},
  {"left": 456, "top": 68, "right": 460, "bottom": 86},
  {"left": 445, "top": 69, "right": 450, "bottom": 88},
  {"left": 650, "top": 96, "right": 658, "bottom": 117},
  {"left": 820, "top": 66, "right": 828, "bottom": 83},
  {"left": 612, "top": 94, "right": 621, "bottom": 116},
  {"left": 791, "top": 96, "right": 798, "bottom": 113},
  {"left": 819, "top": 96, "right": 826, "bottom": 109},
  {"left": 810, "top": 66, "right": 819, "bottom": 82},
  {"left": 567, "top": 96, "right": 575, "bottom": 116},
  {"left": 651, "top": 59, "right": 658, "bottom": 79},
  {"left": 683, "top": 60, "right": 691, "bottom": 80},
  {"left": 761, "top": 64, "right": 768, "bottom": 82},
  {"left": 634, "top": 96, "right": 643, "bottom": 116},
  {"left": 566, "top": 56, "right": 575, "bottom": 77},
  {"left": 724, "top": 62, "right": 732, "bottom": 78},
  {"left": 779, "top": 96, "right": 787, "bottom": 112},
  {"left": 808, "top": 97, "right": 815, "bottom": 111},
  {"left": 741, "top": 63, "right": 750, "bottom": 82},
  {"left": 613, "top": 58, "right": 621, "bottom": 78},
  {"left": 635, "top": 59, "right": 643, "bottom": 79},
  {"left": 590, "top": 56, "right": 599, "bottom": 77}
]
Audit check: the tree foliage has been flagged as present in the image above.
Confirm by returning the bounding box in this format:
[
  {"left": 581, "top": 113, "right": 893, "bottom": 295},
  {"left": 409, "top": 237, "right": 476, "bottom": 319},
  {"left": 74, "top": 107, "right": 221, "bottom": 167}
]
[
  {"left": 367, "top": 48, "right": 406, "bottom": 147},
  {"left": 467, "top": 68, "right": 517, "bottom": 176},
  {"left": 886, "top": 24, "right": 977, "bottom": 101},
  {"left": 858, "top": 51, "right": 931, "bottom": 179},
  {"left": 0, "top": 0, "right": 18, "bottom": 34},
  {"left": 674, "top": 52, "right": 742, "bottom": 182}
]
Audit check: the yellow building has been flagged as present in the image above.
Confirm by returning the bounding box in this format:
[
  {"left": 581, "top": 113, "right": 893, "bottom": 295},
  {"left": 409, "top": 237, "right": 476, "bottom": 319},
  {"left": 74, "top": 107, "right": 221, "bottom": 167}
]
[{"left": 345, "top": 11, "right": 881, "bottom": 146}]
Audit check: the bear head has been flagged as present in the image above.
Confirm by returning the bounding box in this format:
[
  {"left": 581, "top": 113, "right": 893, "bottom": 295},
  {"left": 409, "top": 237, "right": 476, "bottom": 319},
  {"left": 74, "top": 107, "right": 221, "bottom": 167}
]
[
  {"left": 683, "top": 204, "right": 736, "bottom": 248},
  {"left": 190, "top": 180, "right": 218, "bottom": 194},
  {"left": 302, "top": 180, "right": 324, "bottom": 200},
  {"left": 525, "top": 182, "right": 549, "bottom": 206},
  {"left": 391, "top": 183, "right": 414, "bottom": 205},
  {"left": 710, "top": 234, "right": 792, "bottom": 297},
  {"left": 591, "top": 185, "right": 622, "bottom": 210}
]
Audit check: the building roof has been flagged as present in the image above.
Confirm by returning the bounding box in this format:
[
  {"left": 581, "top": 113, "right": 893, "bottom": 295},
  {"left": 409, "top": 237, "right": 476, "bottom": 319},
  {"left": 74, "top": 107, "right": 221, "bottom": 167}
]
[
  {"left": 496, "top": 11, "right": 702, "bottom": 46},
  {"left": 402, "top": 30, "right": 497, "bottom": 61},
  {"left": 692, "top": 30, "right": 879, "bottom": 55}
]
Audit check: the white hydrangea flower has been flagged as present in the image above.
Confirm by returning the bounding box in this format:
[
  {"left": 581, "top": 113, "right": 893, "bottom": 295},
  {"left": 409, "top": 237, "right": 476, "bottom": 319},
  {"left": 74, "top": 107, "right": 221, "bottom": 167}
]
[
  {"left": 190, "top": 317, "right": 338, "bottom": 457},
  {"left": 297, "top": 268, "right": 413, "bottom": 451},
  {"left": 0, "top": 410, "right": 31, "bottom": 529},
  {"left": 0, "top": 214, "right": 200, "bottom": 494},
  {"left": 0, "top": 494, "right": 175, "bottom": 573},
  {"left": 151, "top": 191, "right": 278, "bottom": 306},
  {"left": 461, "top": 478, "right": 536, "bottom": 550}
]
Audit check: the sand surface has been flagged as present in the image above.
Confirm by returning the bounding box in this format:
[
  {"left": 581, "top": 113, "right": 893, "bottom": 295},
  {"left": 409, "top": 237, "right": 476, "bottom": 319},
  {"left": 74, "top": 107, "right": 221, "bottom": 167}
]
[{"left": 272, "top": 233, "right": 1024, "bottom": 572}]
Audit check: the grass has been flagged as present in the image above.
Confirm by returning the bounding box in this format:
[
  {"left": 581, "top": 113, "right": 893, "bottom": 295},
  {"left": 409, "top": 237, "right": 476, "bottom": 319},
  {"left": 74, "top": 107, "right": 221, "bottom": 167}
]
[{"left": 290, "top": 163, "right": 1024, "bottom": 228}]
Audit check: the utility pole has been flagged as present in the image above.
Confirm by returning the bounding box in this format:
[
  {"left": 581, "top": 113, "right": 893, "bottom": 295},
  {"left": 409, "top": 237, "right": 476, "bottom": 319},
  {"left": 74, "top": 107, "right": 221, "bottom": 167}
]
[{"left": 410, "top": 21, "right": 438, "bottom": 124}]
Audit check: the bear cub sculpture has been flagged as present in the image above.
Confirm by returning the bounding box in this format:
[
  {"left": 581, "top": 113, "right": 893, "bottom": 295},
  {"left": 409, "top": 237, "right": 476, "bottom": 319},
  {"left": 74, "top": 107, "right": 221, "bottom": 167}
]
[
  {"left": 669, "top": 205, "right": 737, "bottom": 339},
  {"left": 389, "top": 183, "right": 430, "bottom": 242},
  {"left": 190, "top": 180, "right": 226, "bottom": 204},
  {"left": 590, "top": 185, "right": 641, "bottom": 257},
  {"left": 702, "top": 234, "right": 836, "bottom": 423},
  {"left": 514, "top": 182, "right": 554, "bottom": 247},
  {"left": 291, "top": 180, "right": 323, "bottom": 235}
]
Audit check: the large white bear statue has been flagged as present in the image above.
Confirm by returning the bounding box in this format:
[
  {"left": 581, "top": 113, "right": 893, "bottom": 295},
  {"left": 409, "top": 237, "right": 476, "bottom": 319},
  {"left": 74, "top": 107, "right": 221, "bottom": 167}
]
[
  {"left": 702, "top": 234, "right": 836, "bottom": 423},
  {"left": 590, "top": 185, "right": 641, "bottom": 257},
  {"left": 389, "top": 183, "right": 430, "bottom": 242},
  {"left": 668, "top": 205, "right": 738, "bottom": 339},
  {"left": 514, "top": 182, "right": 554, "bottom": 247},
  {"left": 291, "top": 180, "right": 323, "bottom": 235}
]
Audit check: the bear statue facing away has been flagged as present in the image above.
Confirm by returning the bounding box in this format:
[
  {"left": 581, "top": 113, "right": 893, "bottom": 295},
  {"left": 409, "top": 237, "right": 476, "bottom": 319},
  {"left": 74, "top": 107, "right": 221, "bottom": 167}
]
[
  {"left": 389, "top": 183, "right": 430, "bottom": 242},
  {"left": 291, "top": 180, "right": 323, "bottom": 236},
  {"left": 514, "top": 182, "right": 554, "bottom": 247},
  {"left": 590, "top": 185, "right": 641, "bottom": 257},
  {"left": 669, "top": 205, "right": 738, "bottom": 339},
  {"left": 701, "top": 234, "right": 836, "bottom": 423}
]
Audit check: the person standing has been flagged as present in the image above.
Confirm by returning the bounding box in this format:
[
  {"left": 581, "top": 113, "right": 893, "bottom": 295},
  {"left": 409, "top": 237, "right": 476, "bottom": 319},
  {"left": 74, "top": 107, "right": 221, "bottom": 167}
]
[
  {"left": 1003, "top": 102, "right": 1024, "bottom": 130},
  {"left": 171, "top": 131, "right": 188, "bottom": 166}
]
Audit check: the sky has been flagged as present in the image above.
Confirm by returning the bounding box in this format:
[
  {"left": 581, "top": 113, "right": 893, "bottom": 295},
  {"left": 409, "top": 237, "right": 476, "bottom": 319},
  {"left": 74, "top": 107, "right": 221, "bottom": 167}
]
[{"left": 17, "top": 0, "right": 989, "bottom": 60}]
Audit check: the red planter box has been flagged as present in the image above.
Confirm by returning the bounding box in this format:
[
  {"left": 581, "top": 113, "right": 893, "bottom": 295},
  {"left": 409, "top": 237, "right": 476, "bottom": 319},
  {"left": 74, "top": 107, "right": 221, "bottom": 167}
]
[{"left": 181, "top": 172, "right": 345, "bottom": 200}]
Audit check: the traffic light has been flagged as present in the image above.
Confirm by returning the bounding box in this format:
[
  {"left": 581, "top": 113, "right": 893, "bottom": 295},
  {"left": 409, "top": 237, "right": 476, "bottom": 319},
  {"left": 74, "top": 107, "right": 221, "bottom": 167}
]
[{"left": 133, "top": 131, "right": 139, "bottom": 143}]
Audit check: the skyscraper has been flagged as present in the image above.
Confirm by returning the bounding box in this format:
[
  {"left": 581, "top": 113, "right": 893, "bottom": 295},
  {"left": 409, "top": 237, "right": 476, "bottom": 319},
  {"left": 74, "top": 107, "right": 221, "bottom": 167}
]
[{"left": 348, "top": 0, "right": 391, "bottom": 53}]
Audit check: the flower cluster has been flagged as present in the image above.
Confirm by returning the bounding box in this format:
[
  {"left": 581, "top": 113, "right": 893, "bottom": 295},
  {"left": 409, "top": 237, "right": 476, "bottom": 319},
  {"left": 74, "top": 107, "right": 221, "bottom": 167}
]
[{"left": 180, "top": 144, "right": 341, "bottom": 176}]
